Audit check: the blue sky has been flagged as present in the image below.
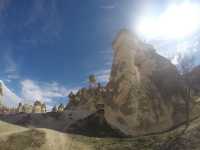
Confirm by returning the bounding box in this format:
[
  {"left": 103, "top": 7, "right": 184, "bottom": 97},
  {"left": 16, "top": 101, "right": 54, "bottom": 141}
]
[
  {"left": 0, "top": 0, "right": 199, "bottom": 108},
  {"left": 0, "top": 0, "right": 138, "bottom": 107}
]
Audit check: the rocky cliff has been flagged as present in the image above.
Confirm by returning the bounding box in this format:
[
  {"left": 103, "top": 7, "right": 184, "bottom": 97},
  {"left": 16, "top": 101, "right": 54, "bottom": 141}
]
[{"left": 105, "top": 29, "right": 188, "bottom": 136}]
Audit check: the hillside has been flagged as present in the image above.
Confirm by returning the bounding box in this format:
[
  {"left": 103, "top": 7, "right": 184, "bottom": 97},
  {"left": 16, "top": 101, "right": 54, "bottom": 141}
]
[{"left": 1, "top": 117, "right": 200, "bottom": 150}]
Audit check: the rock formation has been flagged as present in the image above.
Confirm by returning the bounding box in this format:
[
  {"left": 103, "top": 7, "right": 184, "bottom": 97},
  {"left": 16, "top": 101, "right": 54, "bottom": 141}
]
[
  {"left": 52, "top": 106, "right": 58, "bottom": 112},
  {"left": 104, "top": 29, "right": 188, "bottom": 136},
  {"left": 33, "top": 100, "right": 42, "bottom": 113},
  {"left": 41, "top": 103, "right": 47, "bottom": 113},
  {"left": 22, "top": 104, "right": 33, "bottom": 113},
  {"left": 66, "top": 85, "right": 107, "bottom": 113},
  {"left": 58, "top": 104, "right": 64, "bottom": 112},
  {"left": 64, "top": 29, "right": 200, "bottom": 137},
  {"left": 17, "top": 102, "right": 23, "bottom": 113}
]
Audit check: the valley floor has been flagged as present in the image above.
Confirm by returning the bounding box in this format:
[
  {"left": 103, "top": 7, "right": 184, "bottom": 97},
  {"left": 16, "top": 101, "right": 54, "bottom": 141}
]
[{"left": 1, "top": 117, "right": 200, "bottom": 150}]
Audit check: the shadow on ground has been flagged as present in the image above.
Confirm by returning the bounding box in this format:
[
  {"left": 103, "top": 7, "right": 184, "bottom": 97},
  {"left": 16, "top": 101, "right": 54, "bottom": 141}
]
[{"left": 0, "top": 110, "right": 126, "bottom": 138}]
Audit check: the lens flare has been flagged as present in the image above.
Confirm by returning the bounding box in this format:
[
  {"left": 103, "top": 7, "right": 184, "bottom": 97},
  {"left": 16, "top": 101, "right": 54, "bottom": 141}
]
[{"left": 135, "top": 2, "right": 200, "bottom": 40}]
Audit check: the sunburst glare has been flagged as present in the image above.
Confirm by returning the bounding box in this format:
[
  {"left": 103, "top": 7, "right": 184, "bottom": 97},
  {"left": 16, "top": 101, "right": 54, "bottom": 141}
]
[{"left": 135, "top": 2, "right": 200, "bottom": 40}]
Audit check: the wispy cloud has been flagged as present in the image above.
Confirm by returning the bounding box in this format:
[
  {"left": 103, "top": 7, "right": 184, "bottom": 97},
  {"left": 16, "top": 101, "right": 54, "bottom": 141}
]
[
  {"left": 89, "top": 48, "right": 113, "bottom": 84},
  {"left": 4, "top": 52, "right": 20, "bottom": 80},
  {"left": 100, "top": 5, "right": 115, "bottom": 9},
  {"left": 99, "top": 48, "right": 113, "bottom": 67},
  {"left": 95, "top": 69, "right": 110, "bottom": 83},
  {"left": 20, "top": 79, "right": 79, "bottom": 108}
]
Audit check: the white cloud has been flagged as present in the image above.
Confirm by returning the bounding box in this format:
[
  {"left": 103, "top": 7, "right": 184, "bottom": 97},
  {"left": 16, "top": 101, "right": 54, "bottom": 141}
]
[
  {"left": 21, "top": 79, "right": 79, "bottom": 107},
  {"left": 95, "top": 69, "right": 110, "bottom": 83},
  {"left": 149, "top": 33, "right": 200, "bottom": 65}
]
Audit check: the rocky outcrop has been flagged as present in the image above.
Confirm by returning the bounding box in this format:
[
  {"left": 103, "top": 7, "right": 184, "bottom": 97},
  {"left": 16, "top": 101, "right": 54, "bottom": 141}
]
[
  {"left": 105, "top": 29, "right": 188, "bottom": 136},
  {"left": 66, "top": 86, "right": 107, "bottom": 113},
  {"left": 33, "top": 101, "right": 42, "bottom": 113},
  {"left": 16, "top": 103, "right": 23, "bottom": 113},
  {"left": 52, "top": 106, "right": 58, "bottom": 112},
  {"left": 41, "top": 103, "right": 47, "bottom": 113},
  {"left": 22, "top": 104, "right": 33, "bottom": 113},
  {"left": 58, "top": 104, "right": 64, "bottom": 112}
]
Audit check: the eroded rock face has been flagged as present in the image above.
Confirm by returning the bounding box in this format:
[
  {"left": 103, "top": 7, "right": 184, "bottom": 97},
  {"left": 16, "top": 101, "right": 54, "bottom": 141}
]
[{"left": 105, "top": 29, "right": 187, "bottom": 136}]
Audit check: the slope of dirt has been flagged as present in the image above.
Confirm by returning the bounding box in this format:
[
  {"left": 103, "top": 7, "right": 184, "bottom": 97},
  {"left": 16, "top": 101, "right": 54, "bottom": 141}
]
[
  {"left": 0, "top": 120, "right": 27, "bottom": 137},
  {"left": 0, "top": 121, "right": 91, "bottom": 150},
  {"left": 1, "top": 117, "right": 200, "bottom": 150}
]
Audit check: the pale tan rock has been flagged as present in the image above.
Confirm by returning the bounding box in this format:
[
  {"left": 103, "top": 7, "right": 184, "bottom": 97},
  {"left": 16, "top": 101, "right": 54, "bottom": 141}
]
[
  {"left": 105, "top": 29, "right": 187, "bottom": 136},
  {"left": 16, "top": 103, "right": 23, "bottom": 113},
  {"left": 22, "top": 104, "right": 33, "bottom": 113},
  {"left": 58, "top": 104, "right": 64, "bottom": 112},
  {"left": 41, "top": 103, "right": 47, "bottom": 113},
  {"left": 33, "top": 100, "right": 42, "bottom": 113}
]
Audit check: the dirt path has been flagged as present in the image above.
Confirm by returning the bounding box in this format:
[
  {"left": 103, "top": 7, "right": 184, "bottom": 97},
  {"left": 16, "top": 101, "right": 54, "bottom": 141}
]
[{"left": 39, "top": 128, "right": 91, "bottom": 150}]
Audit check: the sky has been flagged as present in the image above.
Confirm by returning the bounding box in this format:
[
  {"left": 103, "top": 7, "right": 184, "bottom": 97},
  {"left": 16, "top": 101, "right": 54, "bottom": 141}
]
[{"left": 0, "top": 0, "right": 199, "bottom": 109}]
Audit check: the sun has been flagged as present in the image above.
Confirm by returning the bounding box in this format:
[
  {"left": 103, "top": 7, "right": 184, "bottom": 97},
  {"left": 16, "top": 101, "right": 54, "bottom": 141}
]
[{"left": 135, "top": 2, "right": 200, "bottom": 40}]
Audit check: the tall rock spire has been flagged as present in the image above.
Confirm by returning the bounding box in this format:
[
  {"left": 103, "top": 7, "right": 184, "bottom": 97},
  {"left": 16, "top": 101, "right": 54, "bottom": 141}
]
[{"left": 105, "top": 29, "right": 188, "bottom": 136}]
